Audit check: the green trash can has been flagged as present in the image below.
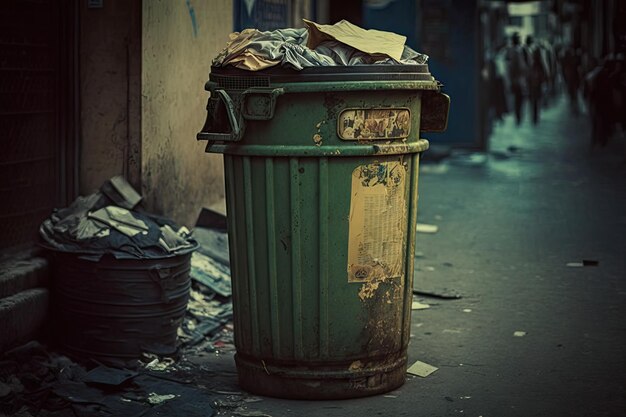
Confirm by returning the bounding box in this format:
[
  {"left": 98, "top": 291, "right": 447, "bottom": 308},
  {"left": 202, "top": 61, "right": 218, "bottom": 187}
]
[{"left": 198, "top": 64, "right": 449, "bottom": 399}]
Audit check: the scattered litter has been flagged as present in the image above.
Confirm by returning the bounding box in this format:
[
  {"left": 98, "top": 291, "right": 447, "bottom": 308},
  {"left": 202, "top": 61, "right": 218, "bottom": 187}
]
[
  {"left": 415, "top": 251, "right": 425, "bottom": 258},
  {"left": 412, "top": 301, "right": 430, "bottom": 310},
  {"left": 243, "top": 397, "right": 264, "bottom": 404},
  {"left": 147, "top": 392, "right": 177, "bottom": 405},
  {"left": 384, "top": 395, "right": 398, "bottom": 398},
  {"left": 448, "top": 152, "right": 488, "bottom": 166},
  {"left": 424, "top": 266, "right": 436, "bottom": 272},
  {"left": 193, "top": 227, "right": 230, "bottom": 266},
  {"left": 513, "top": 331, "right": 527, "bottom": 337},
  {"left": 413, "top": 289, "right": 463, "bottom": 300},
  {"left": 143, "top": 357, "right": 175, "bottom": 372},
  {"left": 566, "top": 260, "right": 599, "bottom": 267},
  {"left": 232, "top": 410, "right": 273, "bottom": 417},
  {"left": 212, "top": 390, "right": 243, "bottom": 396},
  {"left": 179, "top": 293, "right": 234, "bottom": 350},
  {"left": 460, "top": 396, "right": 472, "bottom": 399},
  {"left": 0, "top": 342, "right": 216, "bottom": 416},
  {"left": 420, "top": 164, "right": 450, "bottom": 174},
  {"left": 83, "top": 365, "right": 137, "bottom": 386},
  {"left": 407, "top": 360, "right": 438, "bottom": 377},
  {"left": 416, "top": 223, "right": 439, "bottom": 234},
  {"left": 191, "top": 252, "right": 232, "bottom": 297},
  {"left": 178, "top": 225, "right": 235, "bottom": 353},
  {"left": 462, "top": 309, "right": 472, "bottom": 313},
  {"left": 442, "top": 329, "right": 462, "bottom": 334}
]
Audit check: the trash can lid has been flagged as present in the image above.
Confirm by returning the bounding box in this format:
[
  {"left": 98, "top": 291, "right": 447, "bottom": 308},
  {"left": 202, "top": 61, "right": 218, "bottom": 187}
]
[{"left": 209, "top": 64, "right": 435, "bottom": 89}]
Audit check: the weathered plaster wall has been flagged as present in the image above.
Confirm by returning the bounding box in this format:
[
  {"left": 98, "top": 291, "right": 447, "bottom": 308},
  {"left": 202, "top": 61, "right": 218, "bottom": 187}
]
[
  {"left": 79, "top": 1, "right": 141, "bottom": 194},
  {"left": 142, "top": 0, "right": 231, "bottom": 227}
]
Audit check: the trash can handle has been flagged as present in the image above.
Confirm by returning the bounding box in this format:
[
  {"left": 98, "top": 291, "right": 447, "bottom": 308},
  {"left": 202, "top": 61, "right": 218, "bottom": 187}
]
[
  {"left": 241, "top": 87, "right": 284, "bottom": 120},
  {"left": 197, "top": 88, "right": 243, "bottom": 142}
]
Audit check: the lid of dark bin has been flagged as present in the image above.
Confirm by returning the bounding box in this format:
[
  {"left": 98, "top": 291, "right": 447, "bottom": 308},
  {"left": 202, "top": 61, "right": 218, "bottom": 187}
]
[{"left": 209, "top": 64, "right": 434, "bottom": 89}]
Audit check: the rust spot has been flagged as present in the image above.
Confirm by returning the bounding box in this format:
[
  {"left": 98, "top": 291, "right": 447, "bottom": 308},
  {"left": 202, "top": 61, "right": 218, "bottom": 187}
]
[
  {"left": 358, "top": 280, "right": 381, "bottom": 301},
  {"left": 349, "top": 360, "right": 364, "bottom": 371}
]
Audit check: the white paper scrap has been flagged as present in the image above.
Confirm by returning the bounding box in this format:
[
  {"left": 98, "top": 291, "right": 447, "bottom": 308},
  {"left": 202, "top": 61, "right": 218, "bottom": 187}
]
[
  {"left": 407, "top": 360, "right": 438, "bottom": 377},
  {"left": 513, "top": 331, "right": 527, "bottom": 337},
  {"left": 412, "top": 301, "right": 430, "bottom": 310},
  {"left": 416, "top": 223, "right": 439, "bottom": 234}
]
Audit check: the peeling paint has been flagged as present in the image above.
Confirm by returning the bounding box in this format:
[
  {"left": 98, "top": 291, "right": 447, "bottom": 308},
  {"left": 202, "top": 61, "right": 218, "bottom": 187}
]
[
  {"left": 313, "top": 120, "right": 327, "bottom": 146},
  {"left": 358, "top": 280, "right": 381, "bottom": 301}
]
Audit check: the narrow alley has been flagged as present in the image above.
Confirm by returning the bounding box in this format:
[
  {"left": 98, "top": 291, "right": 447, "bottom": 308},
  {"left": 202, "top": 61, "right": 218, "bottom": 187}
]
[{"left": 1, "top": 1, "right": 625, "bottom": 417}]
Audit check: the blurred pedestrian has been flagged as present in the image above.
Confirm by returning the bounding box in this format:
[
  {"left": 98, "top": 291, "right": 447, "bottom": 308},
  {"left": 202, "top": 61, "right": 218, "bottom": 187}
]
[
  {"left": 561, "top": 45, "right": 581, "bottom": 114},
  {"left": 585, "top": 53, "right": 626, "bottom": 146},
  {"left": 525, "top": 35, "right": 548, "bottom": 125},
  {"left": 541, "top": 39, "right": 558, "bottom": 105},
  {"left": 505, "top": 33, "right": 527, "bottom": 125},
  {"left": 483, "top": 46, "right": 508, "bottom": 122}
]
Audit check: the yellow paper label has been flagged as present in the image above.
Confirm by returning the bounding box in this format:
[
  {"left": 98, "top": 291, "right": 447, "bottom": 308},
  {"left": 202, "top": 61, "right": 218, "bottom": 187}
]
[
  {"left": 338, "top": 108, "right": 411, "bottom": 140},
  {"left": 347, "top": 160, "right": 407, "bottom": 283}
]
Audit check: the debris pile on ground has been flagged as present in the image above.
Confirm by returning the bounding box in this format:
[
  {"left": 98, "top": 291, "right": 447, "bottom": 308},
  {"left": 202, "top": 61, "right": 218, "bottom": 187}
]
[
  {"left": 0, "top": 342, "right": 216, "bottom": 417},
  {"left": 179, "top": 226, "right": 235, "bottom": 355}
]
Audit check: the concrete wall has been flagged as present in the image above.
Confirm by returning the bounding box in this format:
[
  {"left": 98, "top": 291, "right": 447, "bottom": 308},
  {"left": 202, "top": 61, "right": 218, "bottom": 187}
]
[
  {"left": 79, "top": 0, "right": 142, "bottom": 194},
  {"left": 142, "top": 0, "right": 232, "bottom": 227}
]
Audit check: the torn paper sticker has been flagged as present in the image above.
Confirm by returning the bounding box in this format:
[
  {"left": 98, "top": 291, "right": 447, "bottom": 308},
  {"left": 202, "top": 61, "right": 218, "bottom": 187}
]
[{"left": 347, "top": 160, "right": 408, "bottom": 283}]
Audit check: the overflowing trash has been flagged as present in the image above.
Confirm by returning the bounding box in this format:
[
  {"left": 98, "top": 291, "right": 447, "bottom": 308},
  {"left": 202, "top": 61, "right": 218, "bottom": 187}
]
[
  {"left": 39, "top": 176, "right": 196, "bottom": 260},
  {"left": 38, "top": 177, "right": 235, "bottom": 359},
  {"left": 0, "top": 207, "right": 249, "bottom": 416},
  {"left": 213, "top": 19, "right": 428, "bottom": 71}
]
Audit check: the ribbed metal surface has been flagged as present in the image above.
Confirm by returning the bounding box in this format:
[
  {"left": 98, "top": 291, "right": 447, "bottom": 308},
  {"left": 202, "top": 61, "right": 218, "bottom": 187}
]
[
  {"left": 288, "top": 157, "right": 304, "bottom": 359},
  {"left": 52, "top": 253, "right": 191, "bottom": 364},
  {"left": 224, "top": 152, "right": 421, "bottom": 395},
  {"left": 318, "top": 157, "right": 330, "bottom": 359},
  {"left": 401, "top": 153, "right": 420, "bottom": 347}
]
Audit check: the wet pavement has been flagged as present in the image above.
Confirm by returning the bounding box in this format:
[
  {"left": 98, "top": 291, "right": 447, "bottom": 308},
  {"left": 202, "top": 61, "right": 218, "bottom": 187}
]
[{"left": 192, "top": 97, "right": 626, "bottom": 416}]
